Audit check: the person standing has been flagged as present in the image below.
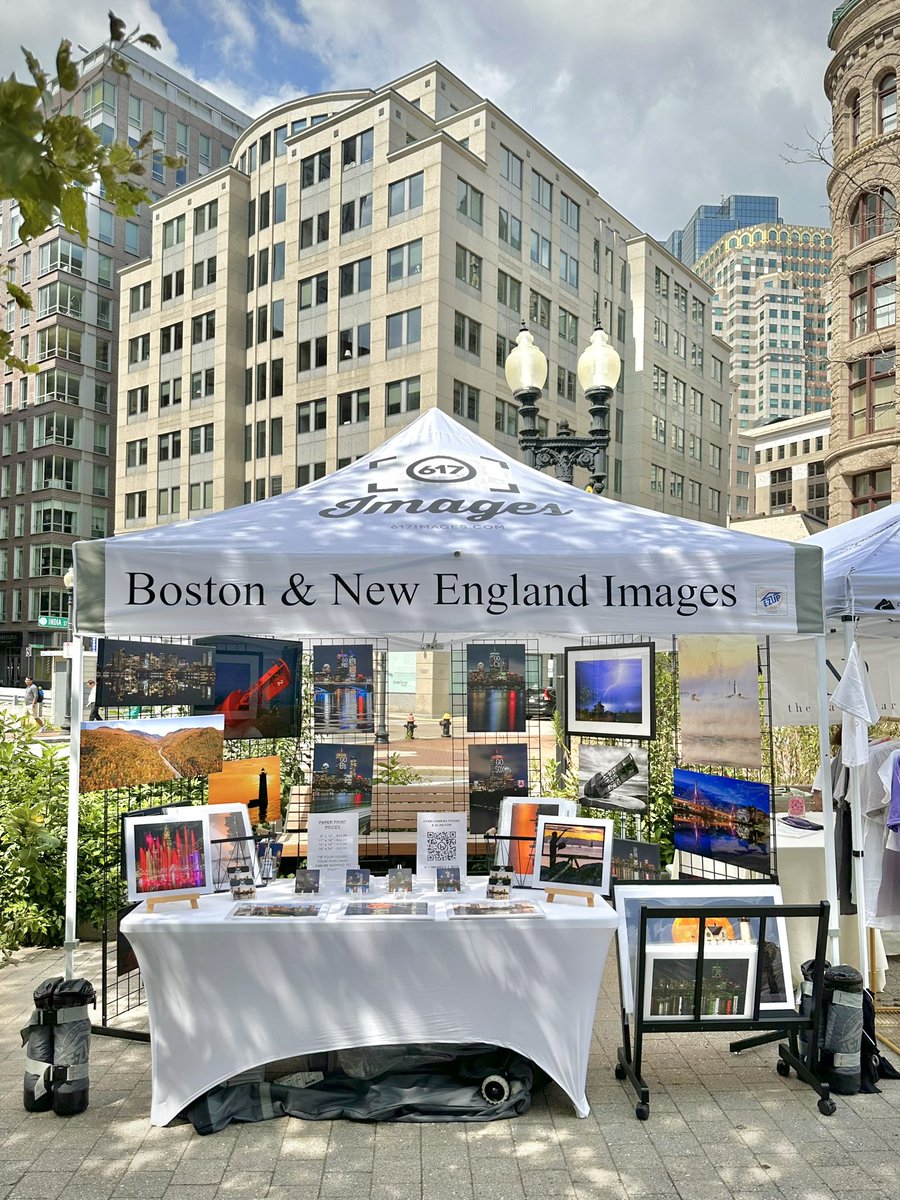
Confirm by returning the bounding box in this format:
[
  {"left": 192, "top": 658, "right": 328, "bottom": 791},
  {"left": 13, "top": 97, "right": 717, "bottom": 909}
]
[
  {"left": 23, "top": 676, "right": 44, "bottom": 730},
  {"left": 86, "top": 679, "right": 99, "bottom": 721}
]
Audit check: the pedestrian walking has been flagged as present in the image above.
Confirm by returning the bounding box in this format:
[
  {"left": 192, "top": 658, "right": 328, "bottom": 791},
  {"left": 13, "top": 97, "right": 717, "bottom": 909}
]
[
  {"left": 86, "top": 679, "right": 99, "bottom": 721},
  {"left": 24, "top": 676, "right": 44, "bottom": 730}
]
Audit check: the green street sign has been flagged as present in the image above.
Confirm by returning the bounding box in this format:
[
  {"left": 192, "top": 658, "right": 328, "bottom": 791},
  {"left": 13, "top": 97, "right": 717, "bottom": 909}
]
[{"left": 37, "top": 616, "right": 69, "bottom": 629}]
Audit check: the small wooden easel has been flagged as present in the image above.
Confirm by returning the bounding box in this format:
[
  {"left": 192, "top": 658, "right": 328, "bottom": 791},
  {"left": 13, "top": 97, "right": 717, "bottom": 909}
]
[
  {"left": 544, "top": 886, "right": 594, "bottom": 907},
  {"left": 145, "top": 893, "right": 201, "bottom": 914}
]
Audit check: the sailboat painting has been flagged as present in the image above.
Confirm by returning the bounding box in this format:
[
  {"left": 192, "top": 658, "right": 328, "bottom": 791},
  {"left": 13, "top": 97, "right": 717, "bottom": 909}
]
[{"left": 677, "top": 635, "right": 761, "bottom": 769}]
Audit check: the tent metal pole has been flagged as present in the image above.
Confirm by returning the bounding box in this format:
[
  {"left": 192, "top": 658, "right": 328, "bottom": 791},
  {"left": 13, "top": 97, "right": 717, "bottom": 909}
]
[
  {"left": 815, "top": 633, "right": 842, "bottom": 964},
  {"left": 842, "top": 618, "right": 870, "bottom": 984},
  {"left": 63, "top": 635, "right": 84, "bottom": 980}
]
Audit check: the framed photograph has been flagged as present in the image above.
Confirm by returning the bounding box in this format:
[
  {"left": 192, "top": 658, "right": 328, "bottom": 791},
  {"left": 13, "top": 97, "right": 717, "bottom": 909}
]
[
  {"left": 80, "top": 714, "right": 225, "bottom": 793},
  {"left": 311, "top": 744, "right": 373, "bottom": 830},
  {"left": 313, "top": 644, "right": 374, "bottom": 734},
  {"left": 447, "top": 902, "right": 545, "bottom": 920},
  {"left": 206, "top": 802, "right": 256, "bottom": 892},
  {"left": 466, "top": 644, "right": 527, "bottom": 733},
  {"left": 345, "top": 868, "right": 370, "bottom": 894},
  {"left": 208, "top": 756, "right": 281, "bottom": 828},
  {"left": 229, "top": 901, "right": 324, "bottom": 919},
  {"left": 467, "top": 743, "right": 528, "bottom": 835},
  {"left": 565, "top": 643, "right": 655, "bottom": 739},
  {"left": 495, "top": 798, "right": 578, "bottom": 882},
  {"left": 612, "top": 881, "right": 791, "bottom": 1015},
  {"left": 643, "top": 942, "right": 757, "bottom": 1021},
  {"left": 436, "top": 867, "right": 461, "bottom": 893},
  {"left": 294, "top": 869, "right": 320, "bottom": 894},
  {"left": 532, "top": 816, "right": 614, "bottom": 897},
  {"left": 196, "top": 636, "right": 301, "bottom": 740},
  {"left": 612, "top": 838, "right": 665, "bottom": 882},
  {"left": 124, "top": 811, "right": 213, "bottom": 902},
  {"left": 579, "top": 744, "right": 648, "bottom": 812},
  {"left": 342, "top": 901, "right": 432, "bottom": 919},
  {"left": 673, "top": 768, "right": 772, "bottom": 876},
  {"left": 97, "top": 638, "right": 217, "bottom": 709},
  {"left": 678, "top": 635, "right": 761, "bottom": 769}
]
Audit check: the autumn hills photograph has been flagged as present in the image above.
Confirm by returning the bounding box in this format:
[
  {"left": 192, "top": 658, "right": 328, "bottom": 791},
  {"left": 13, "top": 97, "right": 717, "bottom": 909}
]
[{"left": 79, "top": 716, "right": 224, "bottom": 793}]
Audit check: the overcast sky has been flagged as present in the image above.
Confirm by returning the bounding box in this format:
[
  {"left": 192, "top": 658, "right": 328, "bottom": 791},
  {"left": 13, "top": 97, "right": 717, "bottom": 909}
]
[{"left": 0, "top": 0, "right": 835, "bottom": 240}]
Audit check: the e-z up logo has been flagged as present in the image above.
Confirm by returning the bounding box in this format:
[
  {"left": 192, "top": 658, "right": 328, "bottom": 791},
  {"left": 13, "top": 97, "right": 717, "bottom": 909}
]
[{"left": 757, "top": 585, "right": 786, "bottom": 613}]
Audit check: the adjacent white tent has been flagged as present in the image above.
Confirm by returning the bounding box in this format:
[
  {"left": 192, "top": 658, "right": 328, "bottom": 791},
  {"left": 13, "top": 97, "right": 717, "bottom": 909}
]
[
  {"left": 73, "top": 409, "right": 824, "bottom": 641},
  {"left": 64, "top": 410, "right": 836, "bottom": 975},
  {"left": 805, "top": 503, "right": 900, "bottom": 983}
]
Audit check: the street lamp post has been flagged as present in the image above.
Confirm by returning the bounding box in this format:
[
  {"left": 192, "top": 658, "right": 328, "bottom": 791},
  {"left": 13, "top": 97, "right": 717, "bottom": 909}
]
[{"left": 503, "top": 320, "right": 621, "bottom": 494}]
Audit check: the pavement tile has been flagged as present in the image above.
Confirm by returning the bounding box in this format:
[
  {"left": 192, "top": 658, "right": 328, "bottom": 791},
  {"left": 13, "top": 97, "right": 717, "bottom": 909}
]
[
  {"left": 8, "top": 1174, "right": 72, "bottom": 1200},
  {"left": 160, "top": 1189, "right": 220, "bottom": 1200},
  {"left": 318, "top": 1171, "right": 374, "bottom": 1197}
]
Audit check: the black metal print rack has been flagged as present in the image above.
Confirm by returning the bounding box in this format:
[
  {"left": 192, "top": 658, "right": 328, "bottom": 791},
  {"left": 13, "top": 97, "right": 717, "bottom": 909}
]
[{"left": 614, "top": 898, "right": 834, "bottom": 1120}]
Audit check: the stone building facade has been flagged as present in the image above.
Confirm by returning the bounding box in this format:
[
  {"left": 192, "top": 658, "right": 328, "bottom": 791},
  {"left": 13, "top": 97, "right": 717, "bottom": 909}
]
[{"left": 825, "top": 0, "right": 900, "bottom": 521}]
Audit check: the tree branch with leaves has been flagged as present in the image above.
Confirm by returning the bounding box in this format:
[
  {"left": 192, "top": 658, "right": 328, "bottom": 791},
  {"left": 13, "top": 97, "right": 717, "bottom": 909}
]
[{"left": 0, "top": 11, "right": 180, "bottom": 371}]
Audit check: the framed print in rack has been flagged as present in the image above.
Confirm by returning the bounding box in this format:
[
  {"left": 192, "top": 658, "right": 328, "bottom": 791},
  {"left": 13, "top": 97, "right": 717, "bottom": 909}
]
[
  {"left": 532, "top": 816, "right": 614, "bottom": 897},
  {"left": 565, "top": 643, "right": 655, "bottom": 739}
]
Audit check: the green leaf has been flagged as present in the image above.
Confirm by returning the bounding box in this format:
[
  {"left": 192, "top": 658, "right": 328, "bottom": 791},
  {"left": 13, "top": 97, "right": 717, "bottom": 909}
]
[
  {"left": 20, "top": 49, "right": 47, "bottom": 93},
  {"left": 55, "top": 41, "right": 79, "bottom": 93},
  {"left": 137, "top": 33, "right": 162, "bottom": 50},
  {"left": 6, "top": 282, "right": 32, "bottom": 309},
  {"left": 109, "top": 54, "right": 130, "bottom": 75},
  {"left": 59, "top": 186, "right": 88, "bottom": 242},
  {"left": 108, "top": 10, "right": 127, "bottom": 42}
]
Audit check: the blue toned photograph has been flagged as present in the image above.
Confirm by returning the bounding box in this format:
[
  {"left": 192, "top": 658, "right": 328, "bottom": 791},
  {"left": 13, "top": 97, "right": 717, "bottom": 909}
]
[
  {"left": 566, "top": 644, "right": 655, "bottom": 739},
  {"left": 673, "top": 769, "right": 771, "bottom": 876},
  {"left": 466, "top": 644, "right": 526, "bottom": 733}
]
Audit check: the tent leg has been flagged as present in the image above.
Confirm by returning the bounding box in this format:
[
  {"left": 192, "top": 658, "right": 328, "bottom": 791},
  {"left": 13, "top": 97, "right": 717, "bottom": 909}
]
[
  {"left": 815, "top": 634, "right": 841, "bottom": 964},
  {"left": 64, "top": 636, "right": 84, "bottom": 980},
  {"left": 841, "top": 619, "right": 870, "bottom": 984}
]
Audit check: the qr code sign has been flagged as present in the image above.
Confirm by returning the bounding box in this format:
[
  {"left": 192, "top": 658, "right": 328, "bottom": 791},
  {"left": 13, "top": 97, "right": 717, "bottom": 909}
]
[{"left": 426, "top": 829, "right": 457, "bottom": 863}]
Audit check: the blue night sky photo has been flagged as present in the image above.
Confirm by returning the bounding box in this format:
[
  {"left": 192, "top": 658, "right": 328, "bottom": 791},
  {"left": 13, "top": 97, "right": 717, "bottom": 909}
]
[{"left": 575, "top": 657, "right": 642, "bottom": 717}]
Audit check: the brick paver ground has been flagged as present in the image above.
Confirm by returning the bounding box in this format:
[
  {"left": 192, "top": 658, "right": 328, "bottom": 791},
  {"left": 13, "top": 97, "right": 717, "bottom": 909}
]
[{"left": 3, "top": 942, "right": 900, "bottom": 1200}]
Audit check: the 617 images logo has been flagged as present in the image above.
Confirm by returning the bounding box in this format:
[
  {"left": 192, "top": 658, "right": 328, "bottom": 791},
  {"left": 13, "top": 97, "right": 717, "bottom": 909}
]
[{"left": 405, "top": 455, "right": 476, "bottom": 484}]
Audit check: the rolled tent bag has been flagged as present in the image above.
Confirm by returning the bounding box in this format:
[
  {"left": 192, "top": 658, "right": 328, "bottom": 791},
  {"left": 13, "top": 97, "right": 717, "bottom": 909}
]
[
  {"left": 822, "top": 965, "right": 863, "bottom": 1095},
  {"left": 20, "top": 978, "right": 95, "bottom": 1116},
  {"left": 21, "top": 977, "right": 63, "bottom": 1112},
  {"left": 51, "top": 979, "right": 96, "bottom": 1116}
]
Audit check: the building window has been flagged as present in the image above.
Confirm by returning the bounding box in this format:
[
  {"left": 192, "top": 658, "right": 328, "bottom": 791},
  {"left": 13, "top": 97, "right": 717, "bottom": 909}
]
[
  {"left": 531, "top": 169, "right": 552, "bottom": 210},
  {"left": 158, "top": 431, "right": 181, "bottom": 462},
  {"left": 160, "top": 322, "right": 183, "bottom": 355},
  {"left": 850, "top": 189, "right": 897, "bottom": 247},
  {"left": 529, "top": 289, "right": 551, "bottom": 329},
  {"left": 848, "top": 90, "right": 860, "bottom": 149},
  {"left": 457, "top": 178, "right": 484, "bottom": 225},
  {"left": 560, "top": 193, "right": 580, "bottom": 231},
  {"left": 297, "top": 398, "right": 327, "bottom": 433},
  {"left": 190, "top": 368, "right": 215, "bottom": 401},
  {"left": 669, "top": 472, "right": 684, "bottom": 500},
  {"left": 40, "top": 282, "right": 84, "bottom": 318},
  {"left": 386, "top": 376, "right": 421, "bottom": 416},
  {"left": 388, "top": 171, "right": 424, "bottom": 217},
  {"left": 160, "top": 378, "right": 182, "bottom": 409},
  {"left": 455, "top": 244, "right": 482, "bottom": 289},
  {"left": 851, "top": 468, "right": 892, "bottom": 514},
  {"left": 301, "top": 148, "right": 331, "bottom": 188},
  {"left": 452, "top": 380, "right": 480, "bottom": 422},
  {"left": 498, "top": 208, "right": 522, "bottom": 254},
  {"left": 162, "top": 215, "right": 185, "bottom": 248},
  {"left": 189, "top": 424, "right": 215, "bottom": 455},
  {"left": 125, "top": 491, "right": 147, "bottom": 520},
  {"left": 497, "top": 270, "right": 521, "bottom": 312},
  {"left": 453, "top": 311, "right": 481, "bottom": 357},
  {"left": 296, "top": 462, "right": 326, "bottom": 487},
  {"left": 849, "top": 349, "right": 895, "bottom": 436},
  {"left": 194, "top": 200, "right": 218, "bottom": 235},
  {"left": 189, "top": 481, "right": 214, "bottom": 511},
  {"left": 557, "top": 307, "right": 578, "bottom": 346},
  {"left": 878, "top": 72, "right": 897, "bottom": 135},
  {"left": 386, "top": 307, "right": 422, "bottom": 350},
  {"left": 654, "top": 268, "right": 669, "bottom": 300},
  {"left": 653, "top": 316, "right": 668, "bottom": 348},
  {"left": 386, "top": 240, "right": 422, "bottom": 283},
  {"left": 340, "top": 193, "right": 373, "bottom": 234},
  {"left": 338, "top": 323, "right": 371, "bottom": 361},
  {"left": 297, "top": 333, "right": 327, "bottom": 373},
  {"left": 128, "top": 334, "right": 150, "bottom": 365},
  {"left": 850, "top": 259, "right": 896, "bottom": 338},
  {"left": 673, "top": 282, "right": 687, "bottom": 313},
  {"left": 342, "top": 127, "right": 374, "bottom": 168},
  {"left": 191, "top": 311, "right": 216, "bottom": 344},
  {"left": 495, "top": 397, "right": 518, "bottom": 436},
  {"left": 299, "top": 272, "right": 329, "bottom": 309},
  {"left": 499, "top": 145, "right": 523, "bottom": 188},
  {"left": 300, "top": 210, "right": 330, "bottom": 248},
  {"left": 193, "top": 256, "right": 217, "bottom": 290},
  {"left": 559, "top": 250, "right": 579, "bottom": 289},
  {"left": 652, "top": 365, "right": 668, "bottom": 399},
  {"left": 162, "top": 269, "right": 185, "bottom": 301},
  {"left": 338, "top": 389, "right": 370, "bottom": 425},
  {"left": 650, "top": 464, "right": 665, "bottom": 494},
  {"left": 530, "top": 230, "right": 551, "bottom": 270},
  {"left": 708, "top": 488, "right": 721, "bottom": 514}
]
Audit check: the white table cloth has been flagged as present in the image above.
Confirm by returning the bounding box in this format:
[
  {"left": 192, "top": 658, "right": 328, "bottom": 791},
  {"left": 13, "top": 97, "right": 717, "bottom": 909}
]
[{"left": 121, "top": 879, "right": 618, "bottom": 1126}]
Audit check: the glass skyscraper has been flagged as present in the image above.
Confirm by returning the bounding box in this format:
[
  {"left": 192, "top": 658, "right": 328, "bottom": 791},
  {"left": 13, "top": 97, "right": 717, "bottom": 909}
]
[{"left": 666, "top": 195, "right": 782, "bottom": 266}]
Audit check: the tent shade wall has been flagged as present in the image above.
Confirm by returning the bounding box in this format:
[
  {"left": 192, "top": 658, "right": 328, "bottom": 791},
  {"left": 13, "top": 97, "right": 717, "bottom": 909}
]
[
  {"left": 805, "top": 501, "right": 900, "bottom": 619},
  {"left": 73, "top": 410, "right": 823, "bottom": 641}
]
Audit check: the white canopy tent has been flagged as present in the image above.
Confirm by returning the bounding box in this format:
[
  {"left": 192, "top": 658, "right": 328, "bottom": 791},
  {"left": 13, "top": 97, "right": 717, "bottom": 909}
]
[
  {"left": 66, "top": 410, "right": 836, "bottom": 972},
  {"left": 805, "top": 502, "right": 900, "bottom": 984}
]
